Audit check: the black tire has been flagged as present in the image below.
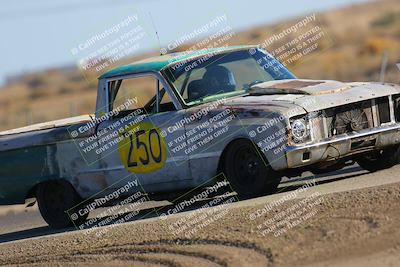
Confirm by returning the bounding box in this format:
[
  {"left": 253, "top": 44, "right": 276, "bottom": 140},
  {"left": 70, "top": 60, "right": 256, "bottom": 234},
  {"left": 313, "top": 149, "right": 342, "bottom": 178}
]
[
  {"left": 222, "top": 139, "right": 281, "bottom": 199},
  {"left": 36, "top": 181, "right": 88, "bottom": 229},
  {"left": 356, "top": 145, "right": 400, "bottom": 172}
]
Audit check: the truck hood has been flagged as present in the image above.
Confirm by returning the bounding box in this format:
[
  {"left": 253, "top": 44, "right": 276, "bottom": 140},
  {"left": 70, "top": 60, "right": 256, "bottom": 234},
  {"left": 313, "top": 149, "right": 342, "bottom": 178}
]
[{"left": 223, "top": 79, "right": 400, "bottom": 114}]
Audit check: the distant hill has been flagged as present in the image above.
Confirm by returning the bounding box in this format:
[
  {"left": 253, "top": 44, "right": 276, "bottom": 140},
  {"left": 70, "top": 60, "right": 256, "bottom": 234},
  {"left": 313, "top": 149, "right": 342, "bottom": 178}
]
[{"left": 0, "top": 0, "right": 399, "bottom": 131}]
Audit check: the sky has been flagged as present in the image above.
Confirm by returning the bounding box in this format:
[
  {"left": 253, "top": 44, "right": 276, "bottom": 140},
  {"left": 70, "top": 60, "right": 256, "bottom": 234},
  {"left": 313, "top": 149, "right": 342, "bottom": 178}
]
[{"left": 0, "top": 0, "right": 369, "bottom": 85}]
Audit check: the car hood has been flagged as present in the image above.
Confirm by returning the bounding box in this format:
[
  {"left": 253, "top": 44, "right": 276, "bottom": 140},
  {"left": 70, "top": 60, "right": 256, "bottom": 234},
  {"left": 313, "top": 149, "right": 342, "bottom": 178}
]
[{"left": 223, "top": 79, "right": 400, "bottom": 114}]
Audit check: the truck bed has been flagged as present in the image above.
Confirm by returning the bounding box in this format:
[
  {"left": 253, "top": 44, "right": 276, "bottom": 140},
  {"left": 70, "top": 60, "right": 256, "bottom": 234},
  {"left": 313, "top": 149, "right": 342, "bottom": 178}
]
[
  {"left": 0, "top": 115, "right": 94, "bottom": 205},
  {"left": 0, "top": 115, "right": 93, "bottom": 137}
]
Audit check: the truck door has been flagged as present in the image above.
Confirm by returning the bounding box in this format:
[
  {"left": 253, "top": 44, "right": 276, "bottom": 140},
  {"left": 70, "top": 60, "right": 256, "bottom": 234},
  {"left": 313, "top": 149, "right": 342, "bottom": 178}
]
[{"left": 95, "top": 74, "right": 191, "bottom": 193}]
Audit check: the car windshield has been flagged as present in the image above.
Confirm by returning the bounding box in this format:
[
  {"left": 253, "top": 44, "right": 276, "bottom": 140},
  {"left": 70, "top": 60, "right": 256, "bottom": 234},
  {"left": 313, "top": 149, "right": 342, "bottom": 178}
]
[{"left": 163, "top": 49, "right": 296, "bottom": 106}]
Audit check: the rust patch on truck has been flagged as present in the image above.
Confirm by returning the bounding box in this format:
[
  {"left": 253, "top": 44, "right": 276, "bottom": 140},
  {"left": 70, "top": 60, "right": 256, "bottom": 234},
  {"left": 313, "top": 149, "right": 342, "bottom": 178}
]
[
  {"left": 266, "top": 80, "right": 323, "bottom": 90},
  {"left": 74, "top": 173, "right": 108, "bottom": 193}
]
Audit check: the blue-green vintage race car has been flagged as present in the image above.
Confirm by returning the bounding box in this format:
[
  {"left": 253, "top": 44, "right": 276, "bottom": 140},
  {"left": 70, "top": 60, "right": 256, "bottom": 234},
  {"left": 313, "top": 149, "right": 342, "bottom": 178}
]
[{"left": 2, "top": 45, "right": 400, "bottom": 228}]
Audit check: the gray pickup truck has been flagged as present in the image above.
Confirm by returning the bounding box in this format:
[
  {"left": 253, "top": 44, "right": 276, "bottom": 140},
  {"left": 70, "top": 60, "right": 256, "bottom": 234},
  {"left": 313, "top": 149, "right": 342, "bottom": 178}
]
[{"left": 2, "top": 45, "right": 400, "bottom": 228}]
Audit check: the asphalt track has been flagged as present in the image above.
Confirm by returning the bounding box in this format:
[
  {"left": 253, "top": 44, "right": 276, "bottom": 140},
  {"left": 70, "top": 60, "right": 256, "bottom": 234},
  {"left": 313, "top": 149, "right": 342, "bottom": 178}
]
[{"left": 1, "top": 163, "right": 399, "bottom": 246}]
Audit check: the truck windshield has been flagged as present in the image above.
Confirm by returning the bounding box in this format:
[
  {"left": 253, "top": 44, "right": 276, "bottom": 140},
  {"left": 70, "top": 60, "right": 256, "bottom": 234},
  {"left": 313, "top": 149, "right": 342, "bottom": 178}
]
[{"left": 163, "top": 49, "right": 295, "bottom": 106}]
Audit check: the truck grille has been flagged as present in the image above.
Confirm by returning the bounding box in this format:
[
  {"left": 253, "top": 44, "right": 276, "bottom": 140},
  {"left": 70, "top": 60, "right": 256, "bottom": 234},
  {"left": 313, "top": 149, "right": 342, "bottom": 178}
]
[
  {"left": 333, "top": 109, "right": 369, "bottom": 135},
  {"left": 322, "top": 99, "right": 384, "bottom": 138},
  {"left": 393, "top": 94, "right": 400, "bottom": 122},
  {"left": 376, "top": 97, "right": 391, "bottom": 124}
]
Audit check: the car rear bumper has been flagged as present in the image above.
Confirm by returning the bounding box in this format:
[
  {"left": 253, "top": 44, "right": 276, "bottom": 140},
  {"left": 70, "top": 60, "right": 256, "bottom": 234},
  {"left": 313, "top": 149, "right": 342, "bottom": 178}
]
[{"left": 285, "top": 123, "right": 400, "bottom": 168}]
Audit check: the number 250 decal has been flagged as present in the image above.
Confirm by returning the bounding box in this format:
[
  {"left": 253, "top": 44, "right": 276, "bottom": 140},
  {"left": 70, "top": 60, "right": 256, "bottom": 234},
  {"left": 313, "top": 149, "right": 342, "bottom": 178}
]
[{"left": 118, "top": 123, "right": 166, "bottom": 173}]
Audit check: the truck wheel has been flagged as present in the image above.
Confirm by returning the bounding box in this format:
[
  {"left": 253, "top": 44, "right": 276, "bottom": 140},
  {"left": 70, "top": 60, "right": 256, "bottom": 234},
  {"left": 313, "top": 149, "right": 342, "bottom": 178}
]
[
  {"left": 356, "top": 145, "right": 400, "bottom": 172},
  {"left": 36, "top": 181, "right": 88, "bottom": 229},
  {"left": 222, "top": 139, "right": 281, "bottom": 199}
]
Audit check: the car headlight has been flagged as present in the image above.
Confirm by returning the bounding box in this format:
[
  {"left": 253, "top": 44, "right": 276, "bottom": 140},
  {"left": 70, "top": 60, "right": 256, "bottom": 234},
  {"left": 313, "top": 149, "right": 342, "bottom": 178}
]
[{"left": 291, "top": 118, "right": 309, "bottom": 143}]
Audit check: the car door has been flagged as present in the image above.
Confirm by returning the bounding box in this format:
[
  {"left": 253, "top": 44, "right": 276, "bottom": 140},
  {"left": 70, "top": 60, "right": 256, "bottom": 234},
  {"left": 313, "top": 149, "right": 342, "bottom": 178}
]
[{"left": 95, "top": 73, "right": 191, "bottom": 193}]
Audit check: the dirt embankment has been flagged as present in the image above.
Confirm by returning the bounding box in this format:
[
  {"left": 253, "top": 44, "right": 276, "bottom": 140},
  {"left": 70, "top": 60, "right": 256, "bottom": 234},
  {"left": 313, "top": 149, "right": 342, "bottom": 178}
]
[{"left": 0, "top": 179, "right": 400, "bottom": 266}]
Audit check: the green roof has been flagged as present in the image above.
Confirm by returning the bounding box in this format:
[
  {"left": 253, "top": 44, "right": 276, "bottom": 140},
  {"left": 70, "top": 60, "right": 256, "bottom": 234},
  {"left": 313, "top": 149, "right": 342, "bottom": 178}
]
[{"left": 99, "top": 45, "right": 256, "bottom": 79}]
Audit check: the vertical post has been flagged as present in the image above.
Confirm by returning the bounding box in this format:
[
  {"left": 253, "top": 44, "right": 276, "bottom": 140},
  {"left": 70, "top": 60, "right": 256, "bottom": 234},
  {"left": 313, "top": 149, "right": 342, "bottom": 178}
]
[
  {"left": 25, "top": 109, "right": 33, "bottom": 126},
  {"left": 379, "top": 51, "right": 388, "bottom": 83},
  {"left": 69, "top": 102, "right": 77, "bottom": 117}
]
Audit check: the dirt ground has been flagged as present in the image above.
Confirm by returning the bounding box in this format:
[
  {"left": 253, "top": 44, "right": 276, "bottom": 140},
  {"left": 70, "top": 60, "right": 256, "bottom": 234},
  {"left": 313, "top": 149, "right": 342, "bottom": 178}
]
[{"left": 1, "top": 168, "right": 400, "bottom": 267}]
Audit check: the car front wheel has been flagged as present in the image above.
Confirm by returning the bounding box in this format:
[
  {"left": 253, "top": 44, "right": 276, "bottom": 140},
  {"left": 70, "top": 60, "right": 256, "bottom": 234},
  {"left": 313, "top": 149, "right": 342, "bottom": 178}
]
[{"left": 222, "top": 139, "right": 281, "bottom": 199}]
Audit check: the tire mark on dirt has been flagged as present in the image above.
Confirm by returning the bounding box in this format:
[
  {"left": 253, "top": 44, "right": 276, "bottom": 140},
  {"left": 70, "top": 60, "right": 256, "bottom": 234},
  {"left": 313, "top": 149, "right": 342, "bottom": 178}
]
[{"left": 5, "top": 239, "right": 272, "bottom": 267}]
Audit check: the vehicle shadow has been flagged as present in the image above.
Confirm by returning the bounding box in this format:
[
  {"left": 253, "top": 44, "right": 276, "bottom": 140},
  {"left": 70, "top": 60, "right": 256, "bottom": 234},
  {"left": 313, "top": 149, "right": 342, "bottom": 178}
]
[
  {"left": 0, "top": 165, "right": 368, "bottom": 244},
  {"left": 0, "top": 226, "right": 75, "bottom": 244},
  {"left": 278, "top": 165, "right": 367, "bottom": 192}
]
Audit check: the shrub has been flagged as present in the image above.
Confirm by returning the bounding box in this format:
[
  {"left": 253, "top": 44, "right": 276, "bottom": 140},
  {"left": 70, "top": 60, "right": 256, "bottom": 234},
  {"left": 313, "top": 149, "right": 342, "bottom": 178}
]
[
  {"left": 371, "top": 12, "right": 400, "bottom": 27},
  {"left": 360, "top": 37, "right": 392, "bottom": 55}
]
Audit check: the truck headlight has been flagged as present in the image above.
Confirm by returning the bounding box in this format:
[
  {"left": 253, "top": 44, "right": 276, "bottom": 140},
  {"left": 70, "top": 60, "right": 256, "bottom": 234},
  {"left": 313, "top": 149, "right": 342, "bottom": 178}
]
[{"left": 291, "top": 118, "right": 309, "bottom": 143}]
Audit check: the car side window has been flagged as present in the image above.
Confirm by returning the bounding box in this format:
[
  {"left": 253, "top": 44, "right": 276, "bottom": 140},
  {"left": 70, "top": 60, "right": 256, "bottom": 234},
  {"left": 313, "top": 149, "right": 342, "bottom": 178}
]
[{"left": 110, "top": 76, "right": 157, "bottom": 114}]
